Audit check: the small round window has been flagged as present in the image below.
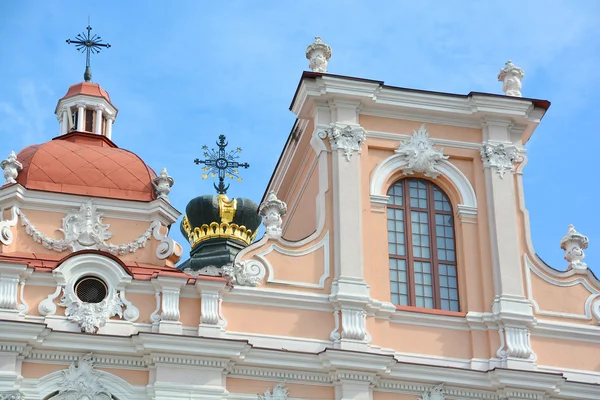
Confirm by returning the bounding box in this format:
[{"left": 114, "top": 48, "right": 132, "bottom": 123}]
[{"left": 75, "top": 276, "right": 108, "bottom": 304}]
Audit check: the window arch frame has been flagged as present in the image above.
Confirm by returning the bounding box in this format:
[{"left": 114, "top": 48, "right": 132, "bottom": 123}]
[{"left": 387, "top": 177, "right": 460, "bottom": 312}]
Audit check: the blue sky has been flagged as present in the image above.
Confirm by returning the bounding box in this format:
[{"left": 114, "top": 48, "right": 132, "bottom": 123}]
[{"left": 1, "top": 1, "right": 599, "bottom": 274}]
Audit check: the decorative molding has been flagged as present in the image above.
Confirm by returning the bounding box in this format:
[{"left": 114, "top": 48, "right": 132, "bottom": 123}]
[
  {"left": 417, "top": 384, "right": 445, "bottom": 400},
  {"left": 151, "top": 221, "right": 182, "bottom": 262},
  {"left": 0, "top": 392, "right": 23, "bottom": 400},
  {"left": 59, "top": 289, "right": 123, "bottom": 334},
  {"left": 394, "top": 124, "right": 448, "bottom": 178},
  {"left": 1, "top": 150, "right": 23, "bottom": 186},
  {"left": 370, "top": 152, "right": 477, "bottom": 217},
  {"left": 222, "top": 261, "right": 264, "bottom": 287},
  {"left": 0, "top": 264, "right": 28, "bottom": 312},
  {"left": 340, "top": 308, "right": 368, "bottom": 341},
  {"left": 366, "top": 129, "right": 482, "bottom": 150},
  {"left": 259, "top": 191, "right": 287, "bottom": 240},
  {"left": 498, "top": 60, "right": 524, "bottom": 97},
  {"left": 480, "top": 142, "right": 520, "bottom": 178},
  {"left": 524, "top": 254, "right": 599, "bottom": 321},
  {"left": 319, "top": 124, "right": 366, "bottom": 161},
  {"left": 56, "top": 353, "right": 112, "bottom": 399},
  {"left": 330, "top": 309, "right": 341, "bottom": 341},
  {"left": 17, "top": 200, "right": 155, "bottom": 255},
  {"left": 306, "top": 36, "right": 331, "bottom": 73},
  {"left": 560, "top": 224, "right": 589, "bottom": 272},
  {"left": 150, "top": 291, "right": 161, "bottom": 324},
  {"left": 0, "top": 206, "right": 18, "bottom": 245},
  {"left": 258, "top": 382, "right": 289, "bottom": 400},
  {"left": 38, "top": 286, "right": 62, "bottom": 316},
  {"left": 496, "top": 326, "right": 533, "bottom": 360},
  {"left": 152, "top": 167, "right": 174, "bottom": 202},
  {"left": 119, "top": 291, "right": 140, "bottom": 322},
  {"left": 256, "top": 232, "right": 330, "bottom": 289},
  {"left": 17, "top": 280, "right": 28, "bottom": 315}
]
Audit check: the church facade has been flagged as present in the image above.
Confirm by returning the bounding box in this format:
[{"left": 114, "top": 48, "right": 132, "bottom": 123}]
[{"left": 0, "top": 37, "right": 598, "bottom": 399}]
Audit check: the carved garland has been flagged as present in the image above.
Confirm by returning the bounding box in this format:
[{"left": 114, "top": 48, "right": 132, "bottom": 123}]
[{"left": 0, "top": 200, "right": 179, "bottom": 260}]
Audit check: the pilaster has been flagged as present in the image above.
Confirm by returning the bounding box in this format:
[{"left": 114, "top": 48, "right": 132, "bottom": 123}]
[
  {"left": 76, "top": 103, "right": 85, "bottom": 131},
  {"left": 152, "top": 276, "right": 188, "bottom": 334},
  {"left": 317, "top": 100, "right": 371, "bottom": 350},
  {"left": 481, "top": 118, "right": 535, "bottom": 368}
]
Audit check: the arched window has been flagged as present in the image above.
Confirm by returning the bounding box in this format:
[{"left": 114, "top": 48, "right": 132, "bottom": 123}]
[{"left": 387, "top": 178, "right": 459, "bottom": 311}]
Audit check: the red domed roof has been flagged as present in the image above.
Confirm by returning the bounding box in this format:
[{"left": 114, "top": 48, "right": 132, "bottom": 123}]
[
  {"left": 61, "top": 82, "right": 112, "bottom": 103},
  {"left": 16, "top": 132, "right": 157, "bottom": 201}
]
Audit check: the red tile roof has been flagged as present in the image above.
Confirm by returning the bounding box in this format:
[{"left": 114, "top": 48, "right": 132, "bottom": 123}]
[
  {"left": 16, "top": 132, "right": 157, "bottom": 201},
  {"left": 61, "top": 82, "right": 112, "bottom": 104}
]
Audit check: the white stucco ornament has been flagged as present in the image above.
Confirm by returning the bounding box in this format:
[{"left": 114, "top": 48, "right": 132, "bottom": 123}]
[
  {"left": 222, "top": 261, "right": 262, "bottom": 287},
  {"left": 59, "top": 289, "right": 123, "bottom": 333},
  {"left": 418, "top": 384, "right": 445, "bottom": 400},
  {"left": 0, "top": 206, "right": 18, "bottom": 246},
  {"left": 480, "top": 142, "right": 520, "bottom": 178},
  {"left": 15, "top": 200, "right": 179, "bottom": 258},
  {"left": 1, "top": 151, "right": 23, "bottom": 186},
  {"left": 57, "top": 354, "right": 112, "bottom": 400},
  {"left": 153, "top": 167, "right": 174, "bottom": 201},
  {"left": 498, "top": 60, "right": 524, "bottom": 97},
  {"left": 259, "top": 382, "right": 289, "bottom": 400},
  {"left": 259, "top": 191, "right": 287, "bottom": 239},
  {"left": 320, "top": 124, "right": 366, "bottom": 161},
  {"left": 560, "top": 224, "right": 589, "bottom": 272},
  {"left": 395, "top": 124, "right": 448, "bottom": 178},
  {"left": 306, "top": 36, "right": 331, "bottom": 73},
  {"left": 0, "top": 391, "right": 23, "bottom": 400}
]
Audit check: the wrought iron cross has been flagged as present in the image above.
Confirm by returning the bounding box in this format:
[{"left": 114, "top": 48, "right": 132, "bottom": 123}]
[
  {"left": 66, "top": 24, "right": 111, "bottom": 82},
  {"left": 194, "top": 135, "right": 250, "bottom": 195}
]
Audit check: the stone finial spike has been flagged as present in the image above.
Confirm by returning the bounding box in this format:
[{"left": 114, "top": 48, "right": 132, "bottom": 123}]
[
  {"left": 306, "top": 36, "right": 332, "bottom": 73},
  {"left": 1, "top": 151, "right": 23, "bottom": 186},
  {"left": 153, "top": 168, "right": 174, "bottom": 201},
  {"left": 498, "top": 60, "right": 524, "bottom": 97},
  {"left": 560, "top": 224, "right": 589, "bottom": 272},
  {"left": 258, "top": 191, "right": 287, "bottom": 240}
]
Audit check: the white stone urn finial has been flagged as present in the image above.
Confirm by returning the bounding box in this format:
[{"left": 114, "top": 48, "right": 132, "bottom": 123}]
[
  {"left": 258, "top": 191, "right": 287, "bottom": 239},
  {"left": 498, "top": 60, "right": 524, "bottom": 97},
  {"left": 560, "top": 224, "right": 589, "bottom": 272},
  {"left": 153, "top": 168, "right": 174, "bottom": 201},
  {"left": 1, "top": 151, "right": 23, "bottom": 186},
  {"left": 306, "top": 36, "right": 332, "bottom": 73}
]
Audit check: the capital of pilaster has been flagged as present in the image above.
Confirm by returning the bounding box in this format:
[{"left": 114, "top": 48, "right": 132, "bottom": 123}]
[
  {"left": 318, "top": 123, "right": 366, "bottom": 161},
  {"left": 480, "top": 141, "right": 521, "bottom": 179}
]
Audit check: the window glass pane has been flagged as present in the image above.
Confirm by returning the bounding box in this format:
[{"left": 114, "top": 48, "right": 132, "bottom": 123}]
[
  {"left": 387, "top": 182, "right": 403, "bottom": 206},
  {"left": 433, "top": 186, "right": 452, "bottom": 212},
  {"left": 409, "top": 179, "right": 427, "bottom": 209},
  {"left": 389, "top": 258, "right": 408, "bottom": 306},
  {"left": 411, "top": 211, "right": 430, "bottom": 259},
  {"left": 413, "top": 261, "right": 433, "bottom": 309},
  {"left": 439, "top": 262, "right": 459, "bottom": 311}
]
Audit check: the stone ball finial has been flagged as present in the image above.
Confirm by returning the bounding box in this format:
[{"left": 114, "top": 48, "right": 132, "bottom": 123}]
[
  {"left": 498, "top": 60, "right": 525, "bottom": 97},
  {"left": 1, "top": 150, "right": 23, "bottom": 186},
  {"left": 306, "top": 36, "right": 332, "bottom": 73}
]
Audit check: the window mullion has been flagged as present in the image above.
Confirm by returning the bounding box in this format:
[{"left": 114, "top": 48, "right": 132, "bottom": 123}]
[
  {"left": 403, "top": 181, "right": 416, "bottom": 307},
  {"left": 426, "top": 182, "right": 441, "bottom": 309}
]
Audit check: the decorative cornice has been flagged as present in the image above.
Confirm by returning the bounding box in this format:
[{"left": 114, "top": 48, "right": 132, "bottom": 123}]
[{"left": 394, "top": 124, "right": 448, "bottom": 178}]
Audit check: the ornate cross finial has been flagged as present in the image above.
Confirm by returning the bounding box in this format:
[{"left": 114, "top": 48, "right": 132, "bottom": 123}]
[
  {"left": 66, "top": 22, "right": 111, "bottom": 82},
  {"left": 194, "top": 135, "right": 250, "bottom": 195}
]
